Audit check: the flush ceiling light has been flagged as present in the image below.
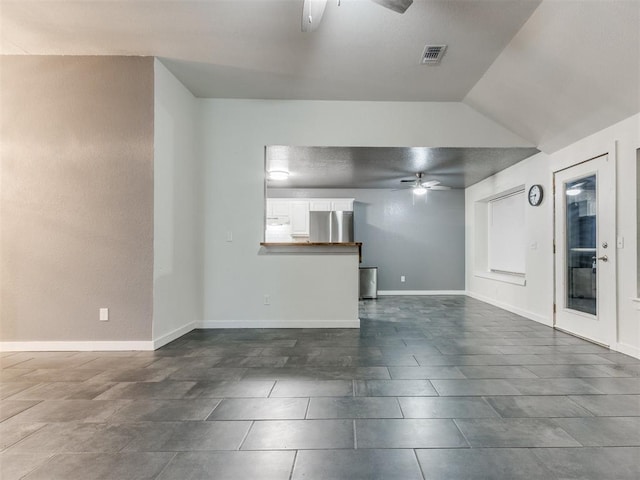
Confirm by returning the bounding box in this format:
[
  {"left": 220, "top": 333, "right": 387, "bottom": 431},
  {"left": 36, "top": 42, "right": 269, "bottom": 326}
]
[
  {"left": 268, "top": 170, "right": 290, "bottom": 181},
  {"left": 413, "top": 185, "right": 427, "bottom": 195}
]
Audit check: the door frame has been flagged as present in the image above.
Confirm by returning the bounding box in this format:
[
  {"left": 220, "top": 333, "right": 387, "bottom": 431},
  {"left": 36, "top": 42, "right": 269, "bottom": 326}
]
[{"left": 552, "top": 148, "right": 617, "bottom": 347}]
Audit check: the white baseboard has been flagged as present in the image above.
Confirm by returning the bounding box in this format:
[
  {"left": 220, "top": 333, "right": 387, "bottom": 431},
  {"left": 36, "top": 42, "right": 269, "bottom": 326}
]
[
  {"left": 613, "top": 342, "right": 640, "bottom": 360},
  {"left": 377, "top": 290, "right": 467, "bottom": 296},
  {"left": 153, "top": 321, "right": 197, "bottom": 349},
  {"left": 0, "top": 341, "right": 154, "bottom": 352},
  {"left": 198, "top": 319, "right": 360, "bottom": 329},
  {"left": 466, "top": 291, "right": 552, "bottom": 327}
]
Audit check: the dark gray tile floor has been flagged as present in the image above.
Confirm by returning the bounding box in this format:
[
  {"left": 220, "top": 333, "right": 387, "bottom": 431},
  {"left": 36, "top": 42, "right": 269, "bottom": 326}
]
[{"left": 2, "top": 295, "right": 640, "bottom": 479}]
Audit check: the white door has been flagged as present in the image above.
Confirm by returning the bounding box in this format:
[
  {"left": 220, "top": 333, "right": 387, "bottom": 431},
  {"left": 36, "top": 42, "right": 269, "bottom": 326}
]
[{"left": 554, "top": 154, "right": 616, "bottom": 346}]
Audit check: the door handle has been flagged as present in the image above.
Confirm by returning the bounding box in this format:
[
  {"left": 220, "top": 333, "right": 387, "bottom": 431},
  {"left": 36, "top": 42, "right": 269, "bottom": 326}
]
[{"left": 592, "top": 255, "right": 608, "bottom": 262}]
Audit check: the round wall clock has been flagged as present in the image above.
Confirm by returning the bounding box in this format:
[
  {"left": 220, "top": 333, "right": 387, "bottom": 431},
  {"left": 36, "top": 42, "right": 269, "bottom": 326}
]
[{"left": 528, "top": 184, "right": 543, "bottom": 206}]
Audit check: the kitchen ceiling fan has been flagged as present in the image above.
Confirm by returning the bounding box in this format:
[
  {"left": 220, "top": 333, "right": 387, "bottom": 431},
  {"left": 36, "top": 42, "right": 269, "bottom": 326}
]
[{"left": 400, "top": 172, "right": 451, "bottom": 195}]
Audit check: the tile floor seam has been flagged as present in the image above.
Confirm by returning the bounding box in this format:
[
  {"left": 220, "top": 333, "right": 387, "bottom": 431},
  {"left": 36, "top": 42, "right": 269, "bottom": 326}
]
[
  {"left": 152, "top": 451, "right": 177, "bottom": 480},
  {"left": 450, "top": 418, "right": 473, "bottom": 449},
  {"left": 266, "top": 380, "right": 277, "bottom": 398},
  {"left": 353, "top": 419, "right": 357, "bottom": 449},
  {"left": 303, "top": 397, "right": 310, "bottom": 419},
  {"left": 412, "top": 448, "right": 427, "bottom": 480},
  {"left": 201, "top": 398, "right": 223, "bottom": 421},
  {"left": 237, "top": 420, "right": 255, "bottom": 451},
  {"left": 287, "top": 450, "right": 298, "bottom": 480},
  {"left": 479, "top": 396, "right": 504, "bottom": 418},
  {"left": 16, "top": 451, "right": 57, "bottom": 478},
  {"left": 395, "top": 396, "right": 406, "bottom": 418}
]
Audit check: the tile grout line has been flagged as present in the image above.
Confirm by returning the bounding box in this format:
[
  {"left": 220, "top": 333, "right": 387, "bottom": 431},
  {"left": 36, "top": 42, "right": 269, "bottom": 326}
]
[
  {"left": 353, "top": 419, "right": 358, "bottom": 449},
  {"left": 267, "top": 380, "right": 278, "bottom": 398},
  {"left": 303, "top": 397, "right": 311, "bottom": 419},
  {"left": 395, "top": 396, "right": 406, "bottom": 418},
  {"left": 288, "top": 450, "right": 298, "bottom": 480},
  {"left": 237, "top": 420, "right": 255, "bottom": 451},
  {"left": 153, "top": 451, "right": 178, "bottom": 480},
  {"left": 451, "top": 418, "right": 473, "bottom": 449},
  {"left": 413, "top": 448, "right": 427, "bottom": 480},
  {"left": 202, "top": 398, "right": 223, "bottom": 420}
]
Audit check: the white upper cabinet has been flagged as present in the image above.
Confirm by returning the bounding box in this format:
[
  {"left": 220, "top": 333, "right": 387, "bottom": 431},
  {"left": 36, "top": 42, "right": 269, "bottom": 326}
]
[
  {"left": 331, "top": 199, "right": 354, "bottom": 211},
  {"left": 266, "top": 199, "right": 291, "bottom": 225},
  {"left": 266, "top": 198, "right": 354, "bottom": 240},
  {"left": 309, "top": 200, "right": 332, "bottom": 211},
  {"left": 290, "top": 201, "right": 310, "bottom": 236},
  {"left": 309, "top": 199, "right": 354, "bottom": 211}
]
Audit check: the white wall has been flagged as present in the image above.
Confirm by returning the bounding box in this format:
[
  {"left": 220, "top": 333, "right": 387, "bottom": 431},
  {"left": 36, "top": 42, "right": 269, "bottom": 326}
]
[
  {"left": 153, "top": 60, "right": 203, "bottom": 345},
  {"left": 466, "top": 152, "right": 553, "bottom": 325},
  {"left": 466, "top": 113, "right": 640, "bottom": 357},
  {"left": 199, "top": 100, "right": 533, "bottom": 326}
]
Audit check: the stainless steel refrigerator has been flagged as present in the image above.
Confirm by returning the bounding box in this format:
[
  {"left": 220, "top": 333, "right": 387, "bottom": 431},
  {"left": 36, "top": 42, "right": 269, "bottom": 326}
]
[{"left": 309, "top": 211, "right": 354, "bottom": 242}]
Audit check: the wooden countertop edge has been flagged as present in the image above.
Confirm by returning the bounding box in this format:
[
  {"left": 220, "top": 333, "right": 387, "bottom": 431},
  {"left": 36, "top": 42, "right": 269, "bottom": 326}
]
[{"left": 260, "top": 242, "right": 362, "bottom": 247}]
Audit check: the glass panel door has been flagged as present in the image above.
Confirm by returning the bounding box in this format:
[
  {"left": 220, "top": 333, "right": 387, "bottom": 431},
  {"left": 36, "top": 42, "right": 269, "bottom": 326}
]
[{"left": 565, "top": 174, "right": 597, "bottom": 315}]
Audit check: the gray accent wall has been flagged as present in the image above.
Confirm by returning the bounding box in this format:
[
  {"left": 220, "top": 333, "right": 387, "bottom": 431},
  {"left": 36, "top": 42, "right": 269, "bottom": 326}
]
[
  {"left": 0, "top": 56, "right": 155, "bottom": 341},
  {"left": 270, "top": 188, "right": 465, "bottom": 291}
]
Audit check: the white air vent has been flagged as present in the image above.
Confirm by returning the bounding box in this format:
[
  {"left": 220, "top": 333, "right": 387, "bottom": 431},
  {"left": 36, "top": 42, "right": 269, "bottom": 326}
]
[{"left": 421, "top": 45, "right": 447, "bottom": 65}]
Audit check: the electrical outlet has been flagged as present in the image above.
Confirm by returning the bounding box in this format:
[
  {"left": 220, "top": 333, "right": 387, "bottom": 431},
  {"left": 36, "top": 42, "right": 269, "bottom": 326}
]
[
  {"left": 263, "top": 295, "right": 271, "bottom": 305},
  {"left": 400, "top": 276, "right": 406, "bottom": 283},
  {"left": 99, "top": 308, "right": 109, "bottom": 321}
]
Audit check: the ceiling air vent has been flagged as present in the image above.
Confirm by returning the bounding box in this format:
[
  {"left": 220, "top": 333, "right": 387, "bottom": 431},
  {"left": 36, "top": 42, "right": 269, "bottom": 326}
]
[{"left": 420, "top": 45, "right": 447, "bottom": 65}]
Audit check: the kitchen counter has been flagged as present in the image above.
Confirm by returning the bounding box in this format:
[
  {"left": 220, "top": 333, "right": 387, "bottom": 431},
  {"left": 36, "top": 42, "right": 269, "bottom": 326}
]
[{"left": 260, "top": 242, "right": 363, "bottom": 262}]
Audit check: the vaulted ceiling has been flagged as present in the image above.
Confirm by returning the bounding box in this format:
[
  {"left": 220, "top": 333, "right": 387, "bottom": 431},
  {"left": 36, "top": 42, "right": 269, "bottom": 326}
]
[{"left": 1, "top": 0, "right": 638, "bottom": 153}]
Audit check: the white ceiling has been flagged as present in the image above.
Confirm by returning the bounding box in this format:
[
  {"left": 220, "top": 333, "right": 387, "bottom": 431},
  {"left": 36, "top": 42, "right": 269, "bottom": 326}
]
[
  {"left": 1, "top": 0, "right": 541, "bottom": 101},
  {"left": 465, "top": 0, "right": 640, "bottom": 153},
  {"left": 1, "top": 0, "right": 638, "bottom": 153}
]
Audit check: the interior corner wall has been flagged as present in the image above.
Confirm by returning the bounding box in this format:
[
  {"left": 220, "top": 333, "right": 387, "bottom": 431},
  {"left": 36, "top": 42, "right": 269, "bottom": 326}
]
[
  {"left": 199, "top": 100, "right": 532, "bottom": 326},
  {"left": 153, "top": 60, "right": 203, "bottom": 346},
  {"left": 270, "top": 188, "right": 465, "bottom": 292},
  {"left": 466, "top": 113, "right": 640, "bottom": 358},
  {"left": 0, "top": 56, "right": 155, "bottom": 347}
]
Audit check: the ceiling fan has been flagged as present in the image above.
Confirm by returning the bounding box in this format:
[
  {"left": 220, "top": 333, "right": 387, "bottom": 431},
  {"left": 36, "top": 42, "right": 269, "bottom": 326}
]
[
  {"left": 370, "top": 0, "right": 413, "bottom": 14},
  {"left": 400, "top": 172, "right": 451, "bottom": 195},
  {"left": 302, "top": 0, "right": 412, "bottom": 32}
]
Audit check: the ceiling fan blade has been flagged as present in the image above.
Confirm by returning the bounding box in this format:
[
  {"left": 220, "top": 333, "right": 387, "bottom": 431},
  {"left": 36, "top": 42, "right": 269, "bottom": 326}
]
[
  {"left": 428, "top": 185, "right": 451, "bottom": 190},
  {"left": 421, "top": 180, "right": 440, "bottom": 187},
  {"left": 400, "top": 179, "right": 415, "bottom": 182},
  {"left": 370, "top": 0, "right": 413, "bottom": 14}
]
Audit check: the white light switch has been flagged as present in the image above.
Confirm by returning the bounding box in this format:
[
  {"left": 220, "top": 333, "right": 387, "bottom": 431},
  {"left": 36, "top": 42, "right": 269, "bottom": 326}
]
[
  {"left": 226, "top": 231, "right": 233, "bottom": 242},
  {"left": 400, "top": 276, "right": 406, "bottom": 283},
  {"left": 99, "top": 308, "right": 109, "bottom": 321}
]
